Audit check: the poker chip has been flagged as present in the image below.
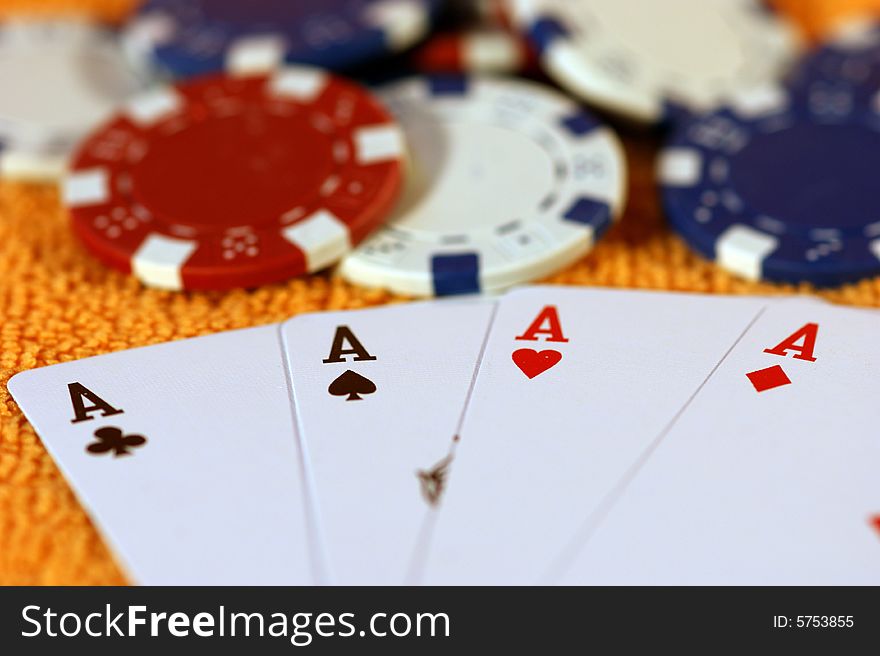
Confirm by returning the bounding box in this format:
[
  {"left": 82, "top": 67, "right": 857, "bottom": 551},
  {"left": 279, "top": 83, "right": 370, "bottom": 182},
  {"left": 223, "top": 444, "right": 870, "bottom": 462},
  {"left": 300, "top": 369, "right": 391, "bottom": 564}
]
[
  {"left": 509, "top": 0, "right": 801, "bottom": 123},
  {"left": 660, "top": 83, "right": 880, "bottom": 286},
  {"left": 788, "top": 18, "right": 880, "bottom": 103},
  {"left": 125, "top": 0, "right": 440, "bottom": 78},
  {"left": 340, "top": 75, "right": 627, "bottom": 297},
  {"left": 0, "top": 20, "right": 145, "bottom": 181},
  {"left": 63, "top": 68, "right": 405, "bottom": 291},
  {"left": 410, "top": 27, "right": 538, "bottom": 75}
]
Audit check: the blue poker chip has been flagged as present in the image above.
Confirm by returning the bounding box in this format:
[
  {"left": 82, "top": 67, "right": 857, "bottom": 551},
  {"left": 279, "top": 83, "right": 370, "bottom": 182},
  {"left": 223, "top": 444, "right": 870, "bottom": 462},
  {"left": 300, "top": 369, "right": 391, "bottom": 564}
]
[
  {"left": 787, "top": 19, "right": 880, "bottom": 105},
  {"left": 660, "top": 83, "right": 880, "bottom": 287},
  {"left": 124, "top": 0, "right": 440, "bottom": 78}
]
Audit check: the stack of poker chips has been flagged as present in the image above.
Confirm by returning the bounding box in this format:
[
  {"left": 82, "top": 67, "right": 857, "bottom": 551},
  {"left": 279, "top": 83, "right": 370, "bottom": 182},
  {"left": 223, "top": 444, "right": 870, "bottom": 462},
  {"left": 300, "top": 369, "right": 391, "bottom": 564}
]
[{"left": 2, "top": 1, "right": 879, "bottom": 291}]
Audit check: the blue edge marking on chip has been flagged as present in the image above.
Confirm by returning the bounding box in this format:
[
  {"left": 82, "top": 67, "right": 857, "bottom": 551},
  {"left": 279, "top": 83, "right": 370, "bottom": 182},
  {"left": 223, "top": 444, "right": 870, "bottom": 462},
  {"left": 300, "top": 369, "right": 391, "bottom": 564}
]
[
  {"left": 136, "top": 0, "right": 440, "bottom": 77},
  {"left": 426, "top": 75, "right": 614, "bottom": 296},
  {"left": 663, "top": 84, "right": 880, "bottom": 286},
  {"left": 526, "top": 16, "right": 567, "bottom": 55},
  {"left": 432, "top": 254, "right": 480, "bottom": 296},
  {"left": 428, "top": 76, "right": 481, "bottom": 296}
]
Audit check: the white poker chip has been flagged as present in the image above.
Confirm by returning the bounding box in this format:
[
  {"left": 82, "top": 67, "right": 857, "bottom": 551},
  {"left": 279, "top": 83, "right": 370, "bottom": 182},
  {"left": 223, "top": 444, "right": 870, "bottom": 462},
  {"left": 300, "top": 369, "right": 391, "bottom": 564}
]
[
  {"left": 508, "top": 0, "right": 801, "bottom": 123},
  {"left": 0, "top": 20, "right": 146, "bottom": 181},
  {"left": 340, "top": 75, "right": 627, "bottom": 297}
]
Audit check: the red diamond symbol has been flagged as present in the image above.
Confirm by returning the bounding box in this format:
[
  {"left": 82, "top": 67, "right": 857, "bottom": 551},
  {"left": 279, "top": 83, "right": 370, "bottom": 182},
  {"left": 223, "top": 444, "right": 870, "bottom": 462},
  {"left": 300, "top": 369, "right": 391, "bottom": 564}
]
[
  {"left": 746, "top": 364, "right": 791, "bottom": 393},
  {"left": 871, "top": 515, "right": 880, "bottom": 538}
]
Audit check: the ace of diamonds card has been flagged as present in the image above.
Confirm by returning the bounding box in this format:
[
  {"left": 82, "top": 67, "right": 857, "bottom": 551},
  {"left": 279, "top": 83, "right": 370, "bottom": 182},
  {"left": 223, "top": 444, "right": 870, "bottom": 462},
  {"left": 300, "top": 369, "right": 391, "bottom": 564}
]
[{"left": 561, "top": 298, "right": 880, "bottom": 584}]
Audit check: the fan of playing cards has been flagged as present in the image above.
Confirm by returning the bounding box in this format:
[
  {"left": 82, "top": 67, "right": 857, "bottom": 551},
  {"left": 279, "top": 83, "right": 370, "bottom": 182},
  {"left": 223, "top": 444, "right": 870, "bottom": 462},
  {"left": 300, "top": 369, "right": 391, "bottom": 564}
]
[
  {"left": 9, "top": 287, "right": 880, "bottom": 585},
  {"left": 4, "top": 0, "right": 880, "bottom": 588}
]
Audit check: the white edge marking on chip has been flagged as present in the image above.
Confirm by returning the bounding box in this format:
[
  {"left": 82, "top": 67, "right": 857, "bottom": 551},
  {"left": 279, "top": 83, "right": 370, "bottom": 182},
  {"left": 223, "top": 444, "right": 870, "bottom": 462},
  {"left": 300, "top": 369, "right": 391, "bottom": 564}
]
[
  {"left": 870, "top": 239, "right": 880, "bottom": 262},
  {"left": 730, "top": 84, "right": 787, "bottom": 118},
  {"left": 465, "top": 32, "right": 521, "bottom": 71},
  {"left": 354, "top": 125, "right": 404, "bottom": 164},
  {"left": 127, "top": 13, "right": 176, "bottom": 49},
  {"left": 366, "top": 0, "right": 427, "bottom": 50},
  {"left": 716, "top": 225, "right": 778, "bottom": 281},
  {"left": 125, "top": 88, "right": 183, "bottom": 126},
  {"left": 659, "top": 149, "right": 701, "bottom": 187},
  {"left": 63, "top": 168, "right": 110, "bottom": 207},
  {"left": 282, "top": 210, "right": 351, "bottom": 273},
  {"left": 227, "top": 35, "right": 286, "bottom": 76},
  {"left": 507, "top": 0, "right": 538, "bottom": 23},
  {"left": 132, "top": 234, "right": 198, "bottom": 291},
  {"left": 270, "top": 68, "right": 328, "bottom": 102}
]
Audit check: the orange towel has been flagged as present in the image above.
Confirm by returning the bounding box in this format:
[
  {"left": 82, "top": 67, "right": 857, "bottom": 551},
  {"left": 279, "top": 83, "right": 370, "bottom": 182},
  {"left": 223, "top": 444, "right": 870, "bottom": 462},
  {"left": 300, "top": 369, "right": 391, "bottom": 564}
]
[{"left": 770, "top": 0, "right": 880, "bottom": 42}]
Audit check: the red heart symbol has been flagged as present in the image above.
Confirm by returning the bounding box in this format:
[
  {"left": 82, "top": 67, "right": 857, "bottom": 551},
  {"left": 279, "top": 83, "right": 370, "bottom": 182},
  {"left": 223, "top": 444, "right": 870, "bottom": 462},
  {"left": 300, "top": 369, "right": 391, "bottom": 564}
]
[{"left": 512, "top": 348, "right": 562, "bottom": 379}]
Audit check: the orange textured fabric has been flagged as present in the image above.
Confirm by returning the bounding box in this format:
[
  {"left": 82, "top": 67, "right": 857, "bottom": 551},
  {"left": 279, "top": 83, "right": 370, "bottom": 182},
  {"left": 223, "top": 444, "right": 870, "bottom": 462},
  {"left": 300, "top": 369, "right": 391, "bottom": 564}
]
[
  {"left": 2, "top": 2, "right": 880, "bottom": 586},
  {"left": 0, "top": 0, "right": 135, "bottom": 23},
  {"left": 771, "top": 0, "right": 880, "bottom": 41}
]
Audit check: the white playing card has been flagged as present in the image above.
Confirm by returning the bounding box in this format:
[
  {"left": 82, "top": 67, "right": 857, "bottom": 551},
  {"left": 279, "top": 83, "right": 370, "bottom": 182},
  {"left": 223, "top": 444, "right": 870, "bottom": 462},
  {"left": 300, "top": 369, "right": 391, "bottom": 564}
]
[
  {"left": 8, "top": 325, "right": 314, "bottom": 585},
  {"left": 279, "top": 300, "right": 496, "bottom": 585},
  {"left": 560, "top": 298, "right": 880, "bottom": 585},
  {"left": 421, "top": 286, "right": 774, "bottom": 585}
]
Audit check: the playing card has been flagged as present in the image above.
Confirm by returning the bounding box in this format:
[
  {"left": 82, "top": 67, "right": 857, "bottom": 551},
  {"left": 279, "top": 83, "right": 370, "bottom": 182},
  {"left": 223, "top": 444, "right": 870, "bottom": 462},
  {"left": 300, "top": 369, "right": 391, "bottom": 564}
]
[
  {"left": 7, "top": 325, "right": 314, "bottom": 585},
  {"left": 279, "top": 300, "right": 496, "bottom": 585},
  {"left": 421, "top": 286, "right": 772, "bottom": 585},
  {"left": 559, "top": 298, "right": 880, "bottom": 585}
]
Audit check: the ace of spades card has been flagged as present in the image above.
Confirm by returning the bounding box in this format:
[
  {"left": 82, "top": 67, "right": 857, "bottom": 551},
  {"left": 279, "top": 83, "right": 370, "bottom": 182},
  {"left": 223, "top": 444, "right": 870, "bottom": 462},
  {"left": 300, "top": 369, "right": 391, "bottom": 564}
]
[{"left": 279, "top": 300, "right": 495, "bottom": 585}]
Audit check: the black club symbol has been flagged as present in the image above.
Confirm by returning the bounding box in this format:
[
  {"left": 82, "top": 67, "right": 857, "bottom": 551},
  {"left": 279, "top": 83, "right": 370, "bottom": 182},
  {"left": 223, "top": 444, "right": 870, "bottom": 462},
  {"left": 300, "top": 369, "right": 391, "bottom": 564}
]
[{"left": 86, "top": 427, "right": 147, "bottom": 457}]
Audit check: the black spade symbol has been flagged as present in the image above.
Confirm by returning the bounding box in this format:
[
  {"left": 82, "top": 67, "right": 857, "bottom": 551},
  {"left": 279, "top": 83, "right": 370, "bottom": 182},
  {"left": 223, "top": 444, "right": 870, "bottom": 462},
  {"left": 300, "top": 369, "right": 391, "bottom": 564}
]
[{"left": 328, "top": 369, "right": 376, "bottom": 401}]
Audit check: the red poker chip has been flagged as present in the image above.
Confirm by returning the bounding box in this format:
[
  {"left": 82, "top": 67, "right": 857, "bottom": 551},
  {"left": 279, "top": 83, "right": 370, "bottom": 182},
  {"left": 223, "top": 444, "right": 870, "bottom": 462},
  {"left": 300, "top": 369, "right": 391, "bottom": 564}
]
[{"left": 63, "top": 68, "right": 404, "bottom": 291}]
